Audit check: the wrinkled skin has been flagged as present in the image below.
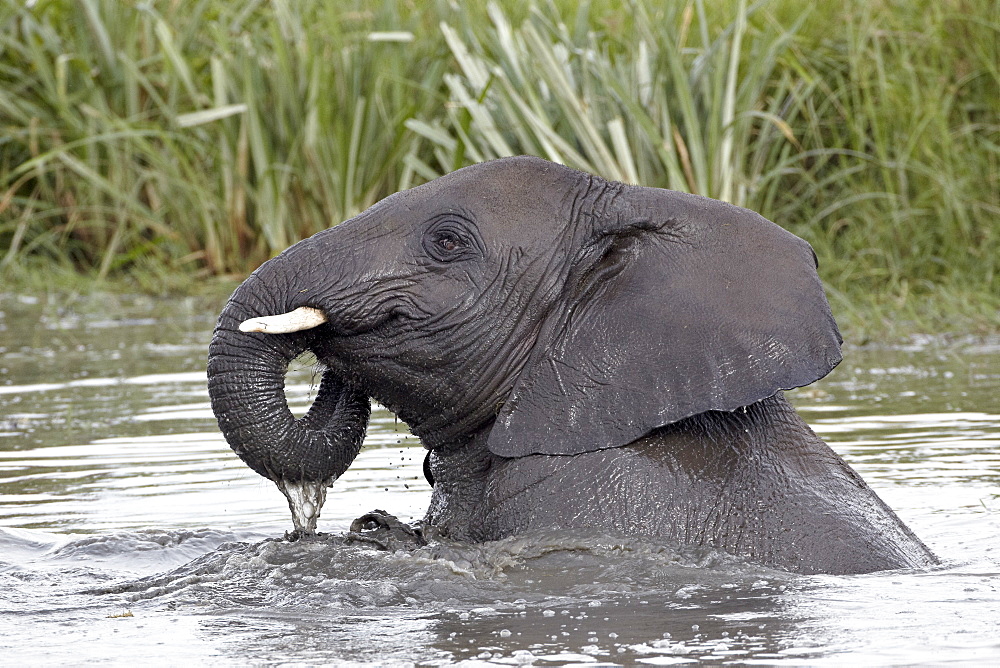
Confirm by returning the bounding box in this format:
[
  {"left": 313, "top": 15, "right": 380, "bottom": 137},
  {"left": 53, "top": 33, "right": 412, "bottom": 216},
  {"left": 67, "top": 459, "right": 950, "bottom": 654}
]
[{"left": 207, "top": 156, "right": 937, "bottom": 575}]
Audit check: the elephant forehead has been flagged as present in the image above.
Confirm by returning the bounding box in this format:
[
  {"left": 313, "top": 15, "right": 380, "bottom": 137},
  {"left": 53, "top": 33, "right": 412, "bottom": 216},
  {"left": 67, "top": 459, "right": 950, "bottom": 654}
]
[
  {"left": 438, "top": 155, "right": 582, "bottom": 197},
  {"left": 408, "top": 157, "right": 586, "bottom": 232},
  {"left": 319, "top": 157, "right": 593, "bottom": 255}
]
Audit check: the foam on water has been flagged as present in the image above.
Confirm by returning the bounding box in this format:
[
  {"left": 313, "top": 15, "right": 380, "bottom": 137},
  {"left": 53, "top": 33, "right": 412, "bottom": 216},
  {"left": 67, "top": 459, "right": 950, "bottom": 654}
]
[
  {"left": 2, "top": 526, "right": 796, "bottom": 665},
  {"left": 101, "top": 529, "right": 761, "bottom": 608}
]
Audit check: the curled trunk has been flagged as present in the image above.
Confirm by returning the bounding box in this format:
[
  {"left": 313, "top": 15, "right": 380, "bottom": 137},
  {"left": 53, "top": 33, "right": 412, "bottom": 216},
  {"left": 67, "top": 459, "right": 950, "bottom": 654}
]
[{"left": 207, "top": 279, "right": 370, "bottom": 490}]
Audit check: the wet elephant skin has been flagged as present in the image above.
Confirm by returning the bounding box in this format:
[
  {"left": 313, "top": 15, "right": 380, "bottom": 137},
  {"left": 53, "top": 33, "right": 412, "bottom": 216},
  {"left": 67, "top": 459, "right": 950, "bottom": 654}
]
[{"left": 207, "top": 156, "right": 937, "bottom": 574}]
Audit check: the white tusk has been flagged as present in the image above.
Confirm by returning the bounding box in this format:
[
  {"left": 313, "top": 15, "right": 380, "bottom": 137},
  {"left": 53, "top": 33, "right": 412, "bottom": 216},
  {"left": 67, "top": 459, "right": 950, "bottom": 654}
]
[{"left": 239, "top": 306, "right": 329, "bottom": 334}]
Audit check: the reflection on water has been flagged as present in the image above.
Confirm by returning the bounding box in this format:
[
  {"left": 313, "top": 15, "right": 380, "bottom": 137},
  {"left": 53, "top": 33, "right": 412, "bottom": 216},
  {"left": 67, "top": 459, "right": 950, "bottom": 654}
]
[{"left": 1, "top": 293, "right": 998, "bottom": 665}]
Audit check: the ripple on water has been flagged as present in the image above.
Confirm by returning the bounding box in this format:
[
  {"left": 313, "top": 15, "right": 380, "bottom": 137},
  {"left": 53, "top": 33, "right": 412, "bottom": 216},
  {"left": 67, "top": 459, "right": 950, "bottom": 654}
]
[
  {"left": 36, "top": 526, "right": 813, "bottom": 664},
  {"left": 2, "top": 297, "right": 999, "bottom": 665},
  {"left": 96, "top": 529, "right": 777, "bottom": 613}
]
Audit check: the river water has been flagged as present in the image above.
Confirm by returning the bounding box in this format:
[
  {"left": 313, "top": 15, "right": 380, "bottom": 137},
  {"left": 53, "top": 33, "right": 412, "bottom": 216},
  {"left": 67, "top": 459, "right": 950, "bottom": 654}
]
[{"left": 0, "top": 293, "right": 998, "bottom": 666}]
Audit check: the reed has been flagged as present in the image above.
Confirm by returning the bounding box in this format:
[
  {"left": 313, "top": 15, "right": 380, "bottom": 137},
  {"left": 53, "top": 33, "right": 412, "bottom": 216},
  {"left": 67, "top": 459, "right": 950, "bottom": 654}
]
[
  {"left": 0, "top": 0, "right": 996, "bottom": 334},
  {"left": 0, "top": 0, "right": 458, "bottom": 277}
]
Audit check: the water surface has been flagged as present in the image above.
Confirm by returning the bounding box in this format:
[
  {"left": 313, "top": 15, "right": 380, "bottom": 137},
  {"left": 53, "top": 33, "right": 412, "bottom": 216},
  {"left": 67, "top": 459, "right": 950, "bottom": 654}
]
[{"left": 1, "top": 293, "right": 998, "bottom": 665}]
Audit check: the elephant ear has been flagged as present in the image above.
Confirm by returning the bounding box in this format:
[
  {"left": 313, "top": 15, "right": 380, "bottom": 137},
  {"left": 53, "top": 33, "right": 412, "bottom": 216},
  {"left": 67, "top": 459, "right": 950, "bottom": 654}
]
[{"left": 487, "top": 185, "right": 842, "bottom": 458}]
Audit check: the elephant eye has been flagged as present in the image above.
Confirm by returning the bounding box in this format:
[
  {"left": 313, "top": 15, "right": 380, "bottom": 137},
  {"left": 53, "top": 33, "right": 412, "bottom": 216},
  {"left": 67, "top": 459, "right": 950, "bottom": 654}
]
[
  {"left": 423, "top": 220, "right": 478, "bottom": 262},
  {"left": 435, "top": 231, "right": 461, "bottom": 252}
]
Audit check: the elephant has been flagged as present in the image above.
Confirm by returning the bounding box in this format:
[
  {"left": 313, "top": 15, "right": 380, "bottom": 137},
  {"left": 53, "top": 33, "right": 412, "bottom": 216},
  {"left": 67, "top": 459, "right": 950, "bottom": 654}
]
[{"left": 207, "top": 155, "right": 937, "bottom": 575}]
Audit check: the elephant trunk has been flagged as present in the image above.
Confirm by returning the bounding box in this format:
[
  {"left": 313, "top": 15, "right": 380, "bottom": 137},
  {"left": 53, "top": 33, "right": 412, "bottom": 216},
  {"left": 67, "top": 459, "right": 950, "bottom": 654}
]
[{"left": 207, "top": 270, "right": 370, "bottom": 532}]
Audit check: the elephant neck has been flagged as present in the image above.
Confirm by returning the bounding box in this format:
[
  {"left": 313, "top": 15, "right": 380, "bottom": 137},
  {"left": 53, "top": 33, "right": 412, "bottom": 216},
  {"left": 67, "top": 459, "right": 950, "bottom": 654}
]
[
  {"left": 421, "top": 425, "right": 495, "bottom": 541},
  {"left": 399, "top": 401, "right": 501, "bottom": 451}
]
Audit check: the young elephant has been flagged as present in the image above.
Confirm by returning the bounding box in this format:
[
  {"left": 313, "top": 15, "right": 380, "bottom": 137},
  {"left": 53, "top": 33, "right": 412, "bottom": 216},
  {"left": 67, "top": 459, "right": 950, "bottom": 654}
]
[{"left": 207, "top": 156, "right": 937, "bottom": 575}]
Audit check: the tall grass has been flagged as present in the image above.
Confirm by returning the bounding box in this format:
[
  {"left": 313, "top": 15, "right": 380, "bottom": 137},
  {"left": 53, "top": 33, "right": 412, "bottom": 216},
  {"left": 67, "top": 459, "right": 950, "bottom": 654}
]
[
  {"left": 409, "top": 0, "right": 806, "bottom": 206},
  {"left": 766, "top": 1, "right": 1000, "bottom": 332},
  {"left": 1, "top": 0, "right": 997, "bottom": 333},
  {"left": 0, "top": 0, "right": 459, "bottom": 281}
]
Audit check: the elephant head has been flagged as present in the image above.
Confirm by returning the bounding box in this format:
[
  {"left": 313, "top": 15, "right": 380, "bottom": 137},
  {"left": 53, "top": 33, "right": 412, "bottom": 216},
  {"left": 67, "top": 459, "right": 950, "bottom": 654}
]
[{"left": 207, "top": 156, "right": 934, "bottom": 572}]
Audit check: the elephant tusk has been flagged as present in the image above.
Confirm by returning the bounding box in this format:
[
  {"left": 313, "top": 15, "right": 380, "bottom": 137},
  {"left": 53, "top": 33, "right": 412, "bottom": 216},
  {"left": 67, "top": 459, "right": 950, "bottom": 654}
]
[{"left": 239, "top": 306, "right": 329, "bottom": 334}]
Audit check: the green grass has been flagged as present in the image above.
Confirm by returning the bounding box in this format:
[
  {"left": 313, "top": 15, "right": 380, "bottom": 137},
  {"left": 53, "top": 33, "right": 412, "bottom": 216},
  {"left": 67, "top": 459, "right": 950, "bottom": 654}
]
[{"left": 1, "top": 0, "right": 997, "bottom": 338}]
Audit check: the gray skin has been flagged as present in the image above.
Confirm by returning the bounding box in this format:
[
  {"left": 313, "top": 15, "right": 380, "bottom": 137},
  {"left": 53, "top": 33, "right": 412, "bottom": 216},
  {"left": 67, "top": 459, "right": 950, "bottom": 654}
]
[{"left": 207, "top": 156, "right": 937, "bottom": 575}]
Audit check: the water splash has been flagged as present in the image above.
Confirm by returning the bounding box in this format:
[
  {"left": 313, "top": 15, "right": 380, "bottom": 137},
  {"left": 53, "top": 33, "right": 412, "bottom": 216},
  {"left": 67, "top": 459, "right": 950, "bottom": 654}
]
[{"left": 275, "top": 478, "right": 329, "bottom": 536}]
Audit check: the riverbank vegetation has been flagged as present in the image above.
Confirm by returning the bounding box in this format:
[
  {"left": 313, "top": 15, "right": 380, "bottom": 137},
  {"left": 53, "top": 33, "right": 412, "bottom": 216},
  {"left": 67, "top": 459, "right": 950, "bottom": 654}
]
[{"left": 1, "top": 0, "right": 997, "bottom": 337}]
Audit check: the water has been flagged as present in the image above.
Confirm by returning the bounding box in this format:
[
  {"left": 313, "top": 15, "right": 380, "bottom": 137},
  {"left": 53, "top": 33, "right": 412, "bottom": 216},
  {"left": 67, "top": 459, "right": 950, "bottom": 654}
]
[{"left": 1, "top": 293, "right": 998, "bottom": 666}]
